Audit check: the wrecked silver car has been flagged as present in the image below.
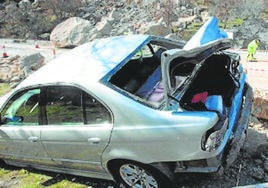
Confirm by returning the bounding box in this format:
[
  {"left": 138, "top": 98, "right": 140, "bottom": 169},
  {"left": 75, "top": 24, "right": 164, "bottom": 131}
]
[{"left": 0, "top": 17, "right": 253, "bottom": 188}]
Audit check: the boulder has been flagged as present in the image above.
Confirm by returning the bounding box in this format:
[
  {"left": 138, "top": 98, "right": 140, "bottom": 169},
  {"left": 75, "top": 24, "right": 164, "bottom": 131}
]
[
  {"left": 50, "top": 17, "right": 99, "bottom": 48},
  {"left": 165, "top": 33, "right": 183, "bottom": 41},
  {"left": 19, "top": 53, "right": 45, "bottom": 77},
  {"left": 96, "top": 17, "right": 113, "bottom": 36},
  {"left": 107, "top": 8, "right": 122, "bottom": 22},
  {"left": 139, "top": 18, "right": 170, "bottom": 37},
  {"left": 0, "top": 52, "right": 45, "bottom": 84},
  {"left": 0, "top": 55, "right": 21, "bottom": 82},
  {"left": 262, "top": 20, "right": 268, "bottom": 29},
  {"left": 252, "top": 89, "right": 268, "bottom": 120}
]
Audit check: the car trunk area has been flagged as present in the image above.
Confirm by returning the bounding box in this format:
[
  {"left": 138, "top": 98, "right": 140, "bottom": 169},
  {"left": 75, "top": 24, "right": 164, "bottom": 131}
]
[{"left": 180, "top": 53, "right": 238, "bottom": 111}]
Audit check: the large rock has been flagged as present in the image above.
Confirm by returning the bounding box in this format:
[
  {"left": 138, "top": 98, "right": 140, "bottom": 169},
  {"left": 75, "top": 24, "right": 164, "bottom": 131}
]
[
  {"left": 0, "top": 53, "right": 44, "bottom": 84},
  {"left": 107, "top": 8, "right": 122, "bottom": 22},
  {"left": 139, "top": 18, "right": 170, "bottom": 36},
  {"left": 96, "top": 17, "right": 113, "bottom": 36},
  {"left": 0, "top": 56, "right": 22, "bottom": 82},
  {"left": 19, "top": 53, "right": 45, "bottom": 77},
  {"left": 50, "top": 17, "right": 100, "bottom": 48},
  {"left": 252, "top": 89, "right": 268, "bottom": 120}
]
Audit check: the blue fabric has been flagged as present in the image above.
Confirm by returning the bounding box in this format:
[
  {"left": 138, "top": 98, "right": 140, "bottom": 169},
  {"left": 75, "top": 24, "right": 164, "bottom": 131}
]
[
  {"left": 200, "top": 17, "right": 228, "bottom": 45},
  {"left": 136, "top": 66, "right": 162, "bottom": 98},
  {"left": 205, "top": 95, "right": 223, "bottom": 115}
]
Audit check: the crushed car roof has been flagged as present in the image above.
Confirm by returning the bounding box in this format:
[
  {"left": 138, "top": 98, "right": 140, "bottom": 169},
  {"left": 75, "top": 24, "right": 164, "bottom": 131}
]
[
  {"left": 17, "top": 16, "right": 231, "bottom": 91},
  {"left": 18, "top": 35, "right": 150, "bottom": 89}
]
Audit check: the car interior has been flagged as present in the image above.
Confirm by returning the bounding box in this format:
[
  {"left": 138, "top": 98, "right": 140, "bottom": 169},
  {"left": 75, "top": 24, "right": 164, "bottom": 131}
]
[
  {"left": 179, "top": 53, "right": 238, "bottom": 112},
  {"left": 109, "top": 40, "right": 239, "bottom": 114},
  {"left": 109, "top": 44, "right": 165, "bottom": 103}
]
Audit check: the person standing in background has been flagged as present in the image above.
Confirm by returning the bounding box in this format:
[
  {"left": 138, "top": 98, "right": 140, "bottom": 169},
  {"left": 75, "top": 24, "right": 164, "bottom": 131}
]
[{"left": 247, "top": 39, "right": 261, "bottom": 62}]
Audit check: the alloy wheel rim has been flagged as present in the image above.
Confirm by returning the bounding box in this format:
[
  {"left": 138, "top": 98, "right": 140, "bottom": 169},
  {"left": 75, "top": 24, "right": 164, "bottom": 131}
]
[{"left": 119, "top": 164, "right": 158, "bottom": 188}]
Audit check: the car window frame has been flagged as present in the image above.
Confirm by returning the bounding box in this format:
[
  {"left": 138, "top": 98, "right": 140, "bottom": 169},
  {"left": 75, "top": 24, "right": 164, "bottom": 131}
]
[
  {"left": 0, "top": 87, "right": 41, "bottom": 126},
  {"left": 105, "top": 40, "right": 172, "bottom": 109},
  {"left": 0, "top": 84, "right": 113, "bottom": 127}
]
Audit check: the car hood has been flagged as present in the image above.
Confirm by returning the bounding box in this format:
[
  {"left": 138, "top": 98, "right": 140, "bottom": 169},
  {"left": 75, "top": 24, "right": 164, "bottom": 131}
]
[{"left": 161, "top": 17, "right": 233, "bottom": 109}]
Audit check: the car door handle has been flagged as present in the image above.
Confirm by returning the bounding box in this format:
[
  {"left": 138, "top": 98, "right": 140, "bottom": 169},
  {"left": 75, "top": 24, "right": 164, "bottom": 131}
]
[
  {"left": 28, "top": 136, "right": 39, "bottom": 142},
  {"left": 88, "top": 137, "right": 101, "bottom": 144}
]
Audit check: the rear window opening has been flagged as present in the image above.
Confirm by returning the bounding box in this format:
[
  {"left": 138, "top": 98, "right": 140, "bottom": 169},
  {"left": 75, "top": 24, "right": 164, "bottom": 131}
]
[{"left": 109, "top": 44, "right": 166, "bottom": 105}]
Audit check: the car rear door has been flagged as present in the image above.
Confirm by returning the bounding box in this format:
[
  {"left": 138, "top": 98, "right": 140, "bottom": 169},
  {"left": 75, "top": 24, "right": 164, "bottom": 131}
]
[
  {"left": 40, "top": 85, "right": 113, "bottom": 173},
  {"left": 41, "top": 124, "right": 112, "bottom": 172}
]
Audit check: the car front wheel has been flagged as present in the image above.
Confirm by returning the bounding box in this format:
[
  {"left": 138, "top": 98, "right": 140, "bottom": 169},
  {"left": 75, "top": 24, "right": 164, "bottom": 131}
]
[{"left": 111, "top": 160, "right": 175, "bottom": 188}]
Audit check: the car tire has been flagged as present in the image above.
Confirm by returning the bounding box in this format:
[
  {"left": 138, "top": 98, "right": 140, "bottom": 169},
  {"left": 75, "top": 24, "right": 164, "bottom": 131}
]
[{"left": 111, "top": 160, "right": 176, "bottom": 188}]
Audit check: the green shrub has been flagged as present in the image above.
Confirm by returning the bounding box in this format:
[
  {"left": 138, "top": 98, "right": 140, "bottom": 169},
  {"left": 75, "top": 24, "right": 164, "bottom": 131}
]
[
  {"left": 219, "top": 18, "right": 244, "bottom": 29},
  {"left": 0, "top": 83, "right": 11, "bottom": 97}
]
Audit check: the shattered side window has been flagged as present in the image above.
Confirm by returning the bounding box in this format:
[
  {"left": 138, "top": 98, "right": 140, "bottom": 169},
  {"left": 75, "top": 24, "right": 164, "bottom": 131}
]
[
  {"left": 109, "top": 42, "right": 168, "bottom": 108},
  {"left": 45, "top": 86, "right": 84, "bottom": 125},
  {"left": 45, "top": 86, "right": 111, "bottom": 125},
  {"left": 83, "top": 93, "right": 112, "bottom": 124},
  {"left": 1, "top": 89, "right": 40, "bottom": 126}
]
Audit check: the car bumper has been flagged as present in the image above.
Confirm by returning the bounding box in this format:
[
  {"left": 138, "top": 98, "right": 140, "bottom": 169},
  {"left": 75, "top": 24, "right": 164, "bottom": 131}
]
[{"left": 173, "top": 83, "right": 253, "bottom": 173}]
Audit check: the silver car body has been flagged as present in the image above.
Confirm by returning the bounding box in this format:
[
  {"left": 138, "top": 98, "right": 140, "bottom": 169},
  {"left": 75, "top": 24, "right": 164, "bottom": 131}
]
[{"left": 0, "top": 18, "right": 253, "bottom": 183}]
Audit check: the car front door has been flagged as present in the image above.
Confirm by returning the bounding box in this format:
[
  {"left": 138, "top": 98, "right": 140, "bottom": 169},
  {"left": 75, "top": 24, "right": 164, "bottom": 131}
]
[
  {"left": 40, "top": 86, "right": 113, "bottom": 174},
  {"left": 0, "top": 88, "right": 53, "bottom": 165}
]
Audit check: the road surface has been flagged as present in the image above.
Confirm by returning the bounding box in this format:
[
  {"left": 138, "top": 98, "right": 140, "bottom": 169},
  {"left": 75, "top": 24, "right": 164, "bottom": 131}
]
[
  {"left": 0, "top": 39, "right": 68, "bottom": 63},
  {"left": 239, "top": 50, "right": 268, "bottom": 91},
  {"left": 1, "top": 39, "right": 268, "bottom": 91}
]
